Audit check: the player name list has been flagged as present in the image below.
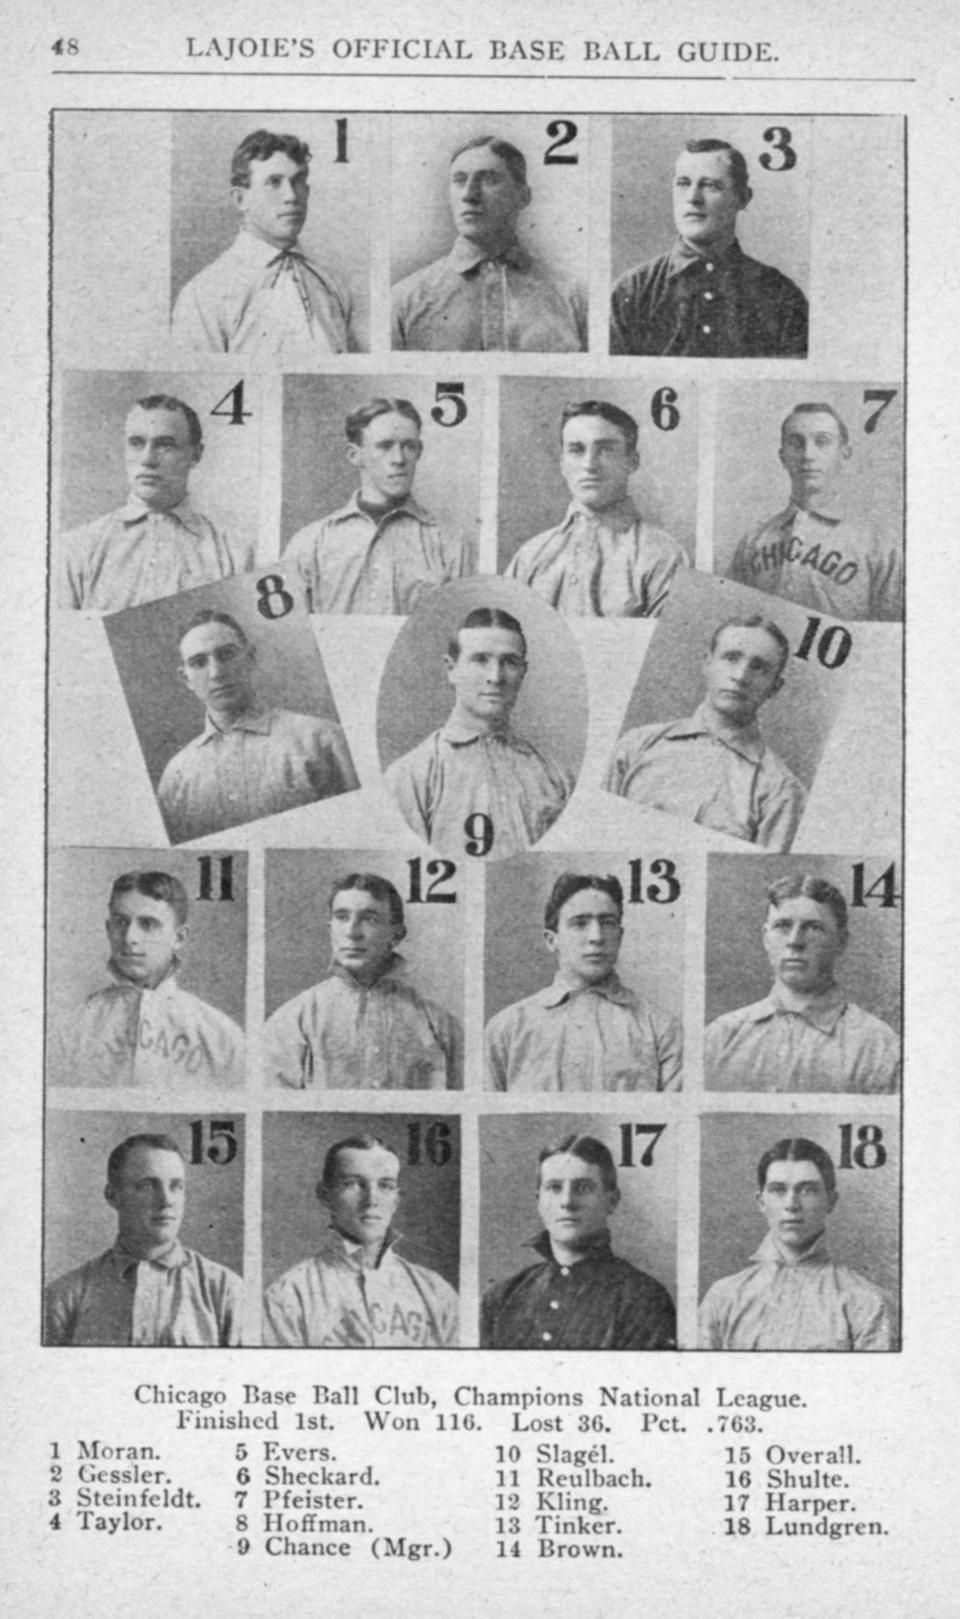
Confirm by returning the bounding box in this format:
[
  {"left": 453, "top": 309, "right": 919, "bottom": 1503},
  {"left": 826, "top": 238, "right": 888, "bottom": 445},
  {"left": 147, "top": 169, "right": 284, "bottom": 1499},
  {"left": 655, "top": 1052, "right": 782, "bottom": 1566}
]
[{"left": 44, "top": 1376, "right": 890, "bottom": 1560}]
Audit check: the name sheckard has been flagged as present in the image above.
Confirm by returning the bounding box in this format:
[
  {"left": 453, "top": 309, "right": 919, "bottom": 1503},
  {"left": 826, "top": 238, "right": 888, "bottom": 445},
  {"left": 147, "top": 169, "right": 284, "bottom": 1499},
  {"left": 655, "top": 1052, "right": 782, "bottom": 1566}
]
[{"left": 183, "top": 36, "right": 778, "bottom": 66}]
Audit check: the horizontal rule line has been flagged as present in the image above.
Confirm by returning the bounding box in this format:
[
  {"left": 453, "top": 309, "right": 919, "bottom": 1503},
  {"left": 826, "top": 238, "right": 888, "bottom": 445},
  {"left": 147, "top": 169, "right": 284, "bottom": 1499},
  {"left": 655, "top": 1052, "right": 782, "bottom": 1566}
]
[
  {"left": 50, "top": 69, "right": 730, "bottom": 79},
  {"left": 50, "top": 69, "right": 915, "bottom": 82}
]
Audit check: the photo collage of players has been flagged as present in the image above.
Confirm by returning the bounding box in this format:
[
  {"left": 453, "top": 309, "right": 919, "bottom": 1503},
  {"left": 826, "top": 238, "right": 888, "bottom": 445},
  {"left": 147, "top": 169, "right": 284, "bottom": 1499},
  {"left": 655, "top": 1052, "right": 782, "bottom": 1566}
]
[{"left": 46, "top": 110, "right": 903, "bottom": 1349}]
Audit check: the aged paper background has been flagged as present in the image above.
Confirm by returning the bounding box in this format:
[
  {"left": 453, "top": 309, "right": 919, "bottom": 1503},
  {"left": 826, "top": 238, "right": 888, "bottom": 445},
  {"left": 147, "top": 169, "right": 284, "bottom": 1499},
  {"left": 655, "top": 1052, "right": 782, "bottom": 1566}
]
[{"left": 2, "top": 0, "right": 959, "bottom": 1613}]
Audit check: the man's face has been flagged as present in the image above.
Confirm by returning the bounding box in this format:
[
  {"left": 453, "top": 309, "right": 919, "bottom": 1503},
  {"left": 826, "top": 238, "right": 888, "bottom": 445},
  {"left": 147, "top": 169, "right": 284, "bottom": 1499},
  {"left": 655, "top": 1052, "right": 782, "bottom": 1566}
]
[
  {"left": 106, "top": 1145, "right": 186, "bottom": 1257},
  {"left": 538, "top": 1152, "right": 618, "bottom": 1252},
  {"left": 763, "top": 896, "right": 846, "bottom": 996},
  {"left": 444, "top": 626, "right": 527, "bottom": 727},
  {"left": 560, "top": 415, "right": 639, "bottom": 513},
  {"left": 545, "top": 888, "right": 623, "bottom": 989},
  {"left": 672, "top": 149, "right": 746, "bottom": 251},
  {"left": 757, "top": 1158, "right": 836, "bottom": 1252},
  {"left": 322, "top": 1146, "right": 400, "bottom": 1251},
  {"left": 347, "top": 412, "right": 423, "bottom": 504},
  {"left": 779, "top": 411, "right": 851, "bottom": 507},
  {"left": 106, "top": 890, "right": 185, "bottom": 987},
  {"left": 124, "top": 406, "right": 200, "bottom": 513},
  {"left": 703, "top": 625, "right": 785, "bottom": 728},
  {"left": 233, "top": 151, "right": 309, "bottom": 248},
  {"left": 178, "top": 622, "right": 256, "bottom": 719},
  {"left": 449, "top": 146, "right": 530, "bottom": 250},
  {"left": 329, "top": 887, "right": 403, "bottom": 984}
]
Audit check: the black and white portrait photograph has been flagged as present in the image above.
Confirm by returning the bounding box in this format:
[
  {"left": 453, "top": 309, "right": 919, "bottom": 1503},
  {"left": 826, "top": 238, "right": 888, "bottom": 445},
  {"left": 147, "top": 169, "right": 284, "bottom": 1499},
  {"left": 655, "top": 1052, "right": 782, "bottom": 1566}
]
[
  {"left": 263, "top": 849, "right": 464, "bottom": 1091},
  {"left": 377, "top": 577, "right": 588, "bottom": 859},
  {"left": 713, "top": 381, "right": 904, "bottom": 622},
  {"left": 261, "top": 1112, "right": 460, "bottom": 1348},
  {"left": 391, "top": 114, "right": 589, "bottom": 352},
  {"left": 170, "top": 113, "right": 371, "bottom": 360},
  {"left": 603, "top": 569, "right": 854, "bottom": 852},
  {"left": 484, "top": 853, "right": 684, "bottom": 1092},
  {"left": 703, "top": 854, "right": 901, "bottom": 1094},
  {"left": 57, "top": 370, "right": 260, "bottom": 613},
  {"left": 698, "top": 1113, "right": 899, "bottom": 1351},
  {"left": 47, "top": 847, "right": 247, "bottom": 1092},
  {"left": 280, "top": 374, "right": 481, "bottom": 614},
  {"left": 43, "top": 1111, "right": 244, "bottom": 1347},
  {"left": 498, "top": 377, "right": 697, "bottom": 612},
  {"left": 103, "top": 569, "right": 359, "bottom": 844},
  {"left": 479, "top": 1114, "right": 677, "bottom": 1349},
  {"left": 609, "top": 115, "right": 811, "bottom": 359}
]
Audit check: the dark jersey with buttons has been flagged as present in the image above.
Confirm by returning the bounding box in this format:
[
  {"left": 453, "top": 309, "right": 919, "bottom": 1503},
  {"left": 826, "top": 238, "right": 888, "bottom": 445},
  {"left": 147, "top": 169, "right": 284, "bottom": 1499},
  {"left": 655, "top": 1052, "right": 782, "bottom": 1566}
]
[
  {"left": 610, "top": 238, "right": 808, "bottom": 358},
  {"left": 480, "top": 1231, "right": 676, "bottom": 1349}
]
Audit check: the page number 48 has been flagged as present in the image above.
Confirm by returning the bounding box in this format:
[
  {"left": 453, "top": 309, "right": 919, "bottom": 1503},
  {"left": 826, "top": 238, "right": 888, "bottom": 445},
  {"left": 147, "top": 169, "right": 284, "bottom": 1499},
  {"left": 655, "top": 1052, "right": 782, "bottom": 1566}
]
[{"left": 52, "top": 38, "right": 79, "bottom": 54}]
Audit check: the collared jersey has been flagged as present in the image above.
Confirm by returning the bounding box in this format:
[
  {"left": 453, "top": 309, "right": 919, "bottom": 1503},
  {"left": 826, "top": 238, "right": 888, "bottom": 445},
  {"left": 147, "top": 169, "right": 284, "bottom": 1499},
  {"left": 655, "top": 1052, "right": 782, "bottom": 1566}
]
[
  {"left": 385, "top": 719, "right": 573, "bottom": 858},
  {"left": 49, "top": 969, "right": 245, "bottom": 1088},
  {"left": 481, "top": 1231, "right": 676, "bottom": 1350},
  {"left": 44, "top": 1242, "right": 242, "bottom": 1346},
  {"left": 61, "top": 499, "right": 253, "bottom": 613},
  {"left": 507, "top": 498, "right": 688, "bottom": 617},
  {"left": 171, "top": 232, "right": 354, "bottom": 363},
  {"left": 392, "top": 239, "right": 587, "bottom": 353},
  {"left": 604, "top": 703, "right": 806, "bottom": 851},
  {"left": 610, "top": 237, "right": 808, "bottom": 358},
  {"left": 158, "top": 704, "right": 359, "bottom": 843},
  {"left": 698, "top": 1233, "right": 893, "bottom": 1351},
  {"left": 284, "top": 491, "right": 469, "bottom": 614},
  {"left": 485, "top": 971, "right": 682, "bottom": 1092},
  {"left": 728, "top": 500, "right": 904, "bottom": 621},
  {"left": 264, "top": 956, "right": 460, "bottom": 1089},
  {"left": 705, "top": 985, "right": 900, "bottom": 1094},
  {"left": 263, "top": 1229, "right": 459, "bottom": 1348}
]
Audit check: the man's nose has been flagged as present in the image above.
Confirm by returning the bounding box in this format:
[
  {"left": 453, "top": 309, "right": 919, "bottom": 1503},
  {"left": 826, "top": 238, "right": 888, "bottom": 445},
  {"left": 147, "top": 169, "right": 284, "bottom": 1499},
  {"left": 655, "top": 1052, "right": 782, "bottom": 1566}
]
[{"left": 786, "top": 924, "right": 806, "bottom": 946}]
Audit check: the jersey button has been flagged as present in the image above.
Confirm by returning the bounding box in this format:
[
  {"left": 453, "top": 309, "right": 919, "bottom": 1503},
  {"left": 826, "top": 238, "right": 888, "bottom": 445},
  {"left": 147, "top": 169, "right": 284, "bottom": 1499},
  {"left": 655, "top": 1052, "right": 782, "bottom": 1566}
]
[
  {"left": 549, "top": 1299, "right": 559, "bottom": 1310},
  {"left": 702, "top": 324, "right": 712, "bottom": 334},
  {"left": 541, "top": 1331, "right": 552, "bottom": 1342}
]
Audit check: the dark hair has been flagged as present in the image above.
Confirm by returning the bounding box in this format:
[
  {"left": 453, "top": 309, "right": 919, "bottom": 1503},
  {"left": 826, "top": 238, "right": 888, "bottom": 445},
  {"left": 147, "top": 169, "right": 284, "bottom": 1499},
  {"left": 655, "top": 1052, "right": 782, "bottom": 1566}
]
[
  {"left": 345, "top": 398, "right": 422, "bottom": 445},
  {"left": 450, "top": 135, "right": 527, "bottom": 186},
  {"left": 231, "top": 129, "right": 311, "bottom": 189},
  {"left": 447, "top": 606, "right": 527, "bottom": 662},
  {"left": 560, "top": 400, "right": 639, "bottom": 457},
  {"left": 178, "top": 609, "right": 249, "bottom": 653},
  {"left": 329, "top": 873, "right": 405, "bottom": 929},
  {"left": 544, "top": 873, "right": 623, "bottom": 933},
  {"left": 683, "top": 138, "right": 750, "bottom": 202},
  {"left": 538, "top": 1134, "right": 618, "bottom": 1194},
  {"left": 708, "top": 614, "right": 790, "bottom": 677},
  {"left": 781, "top": 402, "right": 850, "bottom": 449},
  {"left": 133, "top": 395, "right": 202, "bottom": 450},
  {"left": 319, "top": 1135, "right": 399, "bottom": 1191},
  {"left": 766, "top": 873, "right": 848, "bottom": 934},
  {"left": 110, "top": 870, "right": 189, "bottom": 928},
  {"left": 107, "top": 1133, "right": 184, "bottom": 1187},
  {"left": 756, "top": 1138, "right": 837, "bottom": 1197}
]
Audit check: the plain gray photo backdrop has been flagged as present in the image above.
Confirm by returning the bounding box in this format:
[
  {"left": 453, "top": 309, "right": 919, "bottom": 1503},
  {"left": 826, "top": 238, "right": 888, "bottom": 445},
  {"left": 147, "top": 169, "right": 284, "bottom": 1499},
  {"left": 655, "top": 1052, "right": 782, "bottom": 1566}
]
[
  {"left": 47, "top": 846, "right": 248, "bottom": 1029},
  {"left": 698, "top": 1111, "right": 900, "bottom": 1324},
  {"left": 497, "top": 375, "right": 698, "bottom": 570},
  {"left": 44, "top": 1110, "right": 245, "bottom": 1281},
  {"left": 261, "top": 1111, "right": 460, "bottom": 1294}
]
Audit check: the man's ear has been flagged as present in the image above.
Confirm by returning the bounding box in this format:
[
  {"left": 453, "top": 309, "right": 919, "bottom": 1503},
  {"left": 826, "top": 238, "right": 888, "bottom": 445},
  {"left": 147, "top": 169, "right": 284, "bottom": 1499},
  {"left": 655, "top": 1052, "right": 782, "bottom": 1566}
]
[
  {"left": 231, "top": 184, "right": 249, "bottom": 219},
  {"left": 104, "top": 1182, "right": 118, "bottom": 1212}
]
